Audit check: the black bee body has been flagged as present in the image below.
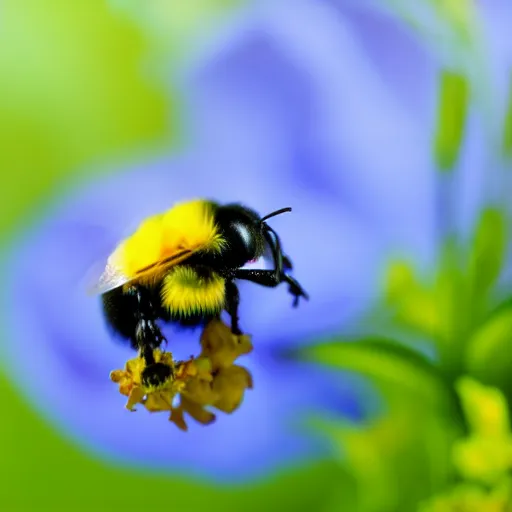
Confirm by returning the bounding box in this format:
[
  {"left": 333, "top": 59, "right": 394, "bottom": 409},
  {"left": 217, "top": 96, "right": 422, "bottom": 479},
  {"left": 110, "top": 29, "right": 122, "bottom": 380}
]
[{"left": 100, "top": 201, "right": 308, "bottom": 387}]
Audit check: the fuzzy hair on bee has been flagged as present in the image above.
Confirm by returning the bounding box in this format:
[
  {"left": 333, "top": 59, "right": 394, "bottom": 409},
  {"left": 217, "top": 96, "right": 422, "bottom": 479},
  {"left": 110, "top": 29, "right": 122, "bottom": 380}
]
[{"left": 94, "top": 198, "right": 308, "bottom": 389}]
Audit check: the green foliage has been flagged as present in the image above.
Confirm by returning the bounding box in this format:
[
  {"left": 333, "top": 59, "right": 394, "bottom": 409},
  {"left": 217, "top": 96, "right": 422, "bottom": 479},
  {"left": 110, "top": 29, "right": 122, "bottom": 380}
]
[
  {"left": 298, "top": 337, "right": 451, "bottom": 409},
  {"left": 420, "top": 378, "right": 512, "bottom": 510},
  {"left": 434, "top": 71, "right": 470, "bottom": 172},
  {"left": 298, "top": 204, "right": 512, "bottom": 510},
  {"left": 503, "top": 72, "right": 512, "bottom": 158},
  {"left": 467, "top": 208, "right": 506, "bottom": 301},
  {"left": 385, "top": 261, "right": 442, "bottom": 339},
  {"left": 419, "top": 476, "right": 512, "bottom": 511},
  {"left": 383, "top": 208, "right": 507, "bottom": 373},
  {"left": 384, "top": 246, "right": 469, "bottom": 376},
  {"left": 465, "top": 303, "right": 512, "bottom": 395},
  {"left": 297, "top": 337, "right": 461, "bottom": 511},
  {"left": 0, "top": 0, "right": 172, "bottom": 241},
  {"left": 429, "top": 0, "right": 479, "bottom": 47},
  {"left": 305, "top": 393, "right": 459, "bottom": 512}
]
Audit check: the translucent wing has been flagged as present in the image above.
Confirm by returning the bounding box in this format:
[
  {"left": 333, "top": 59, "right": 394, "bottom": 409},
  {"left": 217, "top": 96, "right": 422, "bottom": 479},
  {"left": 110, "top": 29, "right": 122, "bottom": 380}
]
[
  {"left": 85, "top": 249, "right": 130, "bottom": 296},
  {"left": 86, "top": 199, "right": 224, "bottom": 296},
  {"left": 87, "top": 246, "right": 198, "bottom": 296}
]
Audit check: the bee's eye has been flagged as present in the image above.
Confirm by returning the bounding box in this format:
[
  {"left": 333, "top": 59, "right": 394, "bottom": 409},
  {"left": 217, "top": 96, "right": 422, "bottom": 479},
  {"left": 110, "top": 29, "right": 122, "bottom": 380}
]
[
  {"left": 215, "top": 205, "right": 262, "bottom": 267},
  {"left": 226, "top": 221, "right": 257, "bottom": 261},
  {"left": 232, "top": 222, "right": 254, "bottom": 252}
]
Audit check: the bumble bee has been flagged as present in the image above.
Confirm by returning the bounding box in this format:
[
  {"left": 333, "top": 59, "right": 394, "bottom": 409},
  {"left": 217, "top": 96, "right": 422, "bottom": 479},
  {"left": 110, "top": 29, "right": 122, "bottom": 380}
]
[{"left": 91, "top": 199, "right": 308, "bottom": 387}]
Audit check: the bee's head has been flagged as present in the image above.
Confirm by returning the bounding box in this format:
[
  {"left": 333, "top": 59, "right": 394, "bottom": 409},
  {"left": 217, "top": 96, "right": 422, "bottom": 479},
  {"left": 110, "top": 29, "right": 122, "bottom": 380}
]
[
  {"left": 215, "top": 204, "right": 291, "bottom": 268},
  {"left": 141, "top": 362, "right": 174, "bottom": 390}
]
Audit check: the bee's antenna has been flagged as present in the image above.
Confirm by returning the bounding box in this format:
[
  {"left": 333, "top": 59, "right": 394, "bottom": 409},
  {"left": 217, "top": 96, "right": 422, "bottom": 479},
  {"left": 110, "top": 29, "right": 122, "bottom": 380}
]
[{"left": 260, "top": 207, "right": 292, "bottom": 223}]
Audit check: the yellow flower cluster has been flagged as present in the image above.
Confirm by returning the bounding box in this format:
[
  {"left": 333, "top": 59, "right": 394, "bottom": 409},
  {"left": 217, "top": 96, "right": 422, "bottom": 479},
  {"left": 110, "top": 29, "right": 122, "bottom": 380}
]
[
  {"left": 419, "top": 477, "right": 512, "bottom": 512},
  {"left": 453, "top": 377, "right": 512, "bottom": 486},
  {"left": 420, "top": 377, "right": 512, "bottom": 511},
  {"left": 110, "top": 319, "right": 253, "bottom": 430}
]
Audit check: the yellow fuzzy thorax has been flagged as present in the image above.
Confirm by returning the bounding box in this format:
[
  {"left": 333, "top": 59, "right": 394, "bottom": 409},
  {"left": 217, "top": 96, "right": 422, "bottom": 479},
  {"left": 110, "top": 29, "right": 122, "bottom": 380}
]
[
  {"left": 112, "top": 199, "right": 225, "bottom": 279},
  {"left": 161, "top": 266, "right": 226, "bottom": 317}
]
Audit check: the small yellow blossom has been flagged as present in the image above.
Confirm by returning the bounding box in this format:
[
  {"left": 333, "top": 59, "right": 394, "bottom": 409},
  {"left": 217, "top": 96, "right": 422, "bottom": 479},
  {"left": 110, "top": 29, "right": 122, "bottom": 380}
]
[
  {"left": 170, "top": 396, "right": 216, "bottom": 431},
  {"left": 110, "top": 319, "right": 254, "bottom": 431},
  {"left": 211, "top": 365, "right": 253, "bottom": 413},
  {"left": 456, "top": 377, "right": 511, "bottom": 438},
  {"left": 169, "top": 320, "right": 254, "bottom": 430},
  {"left": 451, "top": 377, "right": 512, "bottom": 485},
  {"left": 418, "top": 477, "right": 512, "bottom": 512},
  {"left": 199, "top": 318, "right": 253, "bottom": 369},
  {"left": 453, "top": 436, "right": 512, "bottom": 485},
  {"left": 110, "top": 349, "right": 191, "bottom": 411}
]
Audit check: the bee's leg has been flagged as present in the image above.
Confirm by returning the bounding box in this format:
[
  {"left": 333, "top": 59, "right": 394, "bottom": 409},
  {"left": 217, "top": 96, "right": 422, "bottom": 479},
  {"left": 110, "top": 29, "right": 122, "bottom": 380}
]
[
  {"left": 124, "top": 285, "right": 166, "bottom": 352},
  {"left": 225, "top": 280, "right": 243, "bottom": 335},
  {"left": 262, "top": 223, "right": 293, "bottom": 273},
  {"left": 282, "top": 255, "right": 293, "bottom": 272},
  {"left": 260, "top": 224, "right": 307, "bottom": 306},
  {"left": 103, "top": 285, "right": 171, "bottom": 387},
  {"left": 102, "top": 285, "right": 164, "bottom": 351},
  {"left": 124, "top": 286, "right": 175, "bottom": 388},
  {"left": 262, "top": 223, "right": 284, "bottom": 275},
  {"left": 232, "top": 269, "right": 308, "bottom": 308}
]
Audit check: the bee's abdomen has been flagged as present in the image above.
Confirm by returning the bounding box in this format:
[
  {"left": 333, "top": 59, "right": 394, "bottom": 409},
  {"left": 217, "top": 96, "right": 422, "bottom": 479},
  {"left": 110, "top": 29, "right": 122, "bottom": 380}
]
[
  {"left": 160, "top": 265, "right": 226, "bottom": 320},
  {"left": 101, "top": 285, "right": 161, "bottom": 346},
  {"left": 102, "top": 287, "right": 138, "bottom": 340}
]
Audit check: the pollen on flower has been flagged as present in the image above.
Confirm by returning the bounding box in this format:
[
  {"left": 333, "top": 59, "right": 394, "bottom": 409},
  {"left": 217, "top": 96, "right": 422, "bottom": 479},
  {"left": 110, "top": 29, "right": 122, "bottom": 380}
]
[
  {"left": 110, "top": 319, "right": 254, "bottom": 430},
  {"left": 109, "top": 349, "right": 185, "bottom": 411}
]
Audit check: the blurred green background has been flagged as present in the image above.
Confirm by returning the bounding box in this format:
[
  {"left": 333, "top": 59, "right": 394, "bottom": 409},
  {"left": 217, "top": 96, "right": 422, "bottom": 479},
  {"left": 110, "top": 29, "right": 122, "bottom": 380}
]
[{"left": 2, "top": 1, "right": 512, "bottom": 511}]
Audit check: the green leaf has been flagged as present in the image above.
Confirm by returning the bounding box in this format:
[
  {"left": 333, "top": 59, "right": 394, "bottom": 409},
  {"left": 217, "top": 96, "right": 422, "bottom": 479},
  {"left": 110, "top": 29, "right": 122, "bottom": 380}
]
[
  {"left": 430, "top": 239, "right": 479, "bottom": 376},
  {"left": 465, "top": 303, "right": 512, "bottom": 393},
  {"left": 308, "top": 409, "right": 460, "bottom": 512},
  {"left": 384, "top": 260, "right": 442, "bottom": 340},
  {"left": 308, "top": 461, "right": 358, "bottom": 512},
  {"left": 383, "top": 248, "right": 472, "bottom": 353},
  {"left": 503, "top": 71, "right": 512, "bottom": 158},
  {"left": 434, "top": 71, "right": 469, "bottom": 172},
  {"left": 384, "top": 0, "right": 480, "bottom": 52},
  {"left": 313, "top": 418, "right": 400, "bottom": 512},
  {"left": 297, "top": 337, "right": 451, "bottom": 410},
  {"left": 467, "top": 208, "right": 507, "bottom": 299},
  {"left": 430, "top": 0, "right": 479, "bottom": 48}
]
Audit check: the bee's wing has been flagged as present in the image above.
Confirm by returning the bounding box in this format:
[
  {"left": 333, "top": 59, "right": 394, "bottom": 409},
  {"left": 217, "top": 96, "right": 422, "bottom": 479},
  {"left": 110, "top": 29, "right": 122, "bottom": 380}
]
[
  {"left": 85, "top": 245, "right": 130, "bottom": 296},
  {"left": 86, "top": 247, "right": 198, "bottom": 296}
]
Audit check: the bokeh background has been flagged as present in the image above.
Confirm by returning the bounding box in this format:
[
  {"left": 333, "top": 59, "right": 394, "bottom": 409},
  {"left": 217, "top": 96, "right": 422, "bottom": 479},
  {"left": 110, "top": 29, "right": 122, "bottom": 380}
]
[{"left": 2, "top": 0, "right": 512, "bottom": 510}]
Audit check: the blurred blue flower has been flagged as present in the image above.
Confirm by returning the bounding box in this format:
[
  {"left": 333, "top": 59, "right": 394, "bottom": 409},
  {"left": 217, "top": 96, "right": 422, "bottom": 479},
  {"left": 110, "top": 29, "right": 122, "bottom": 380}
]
[
  {"left": 479, "top": 0, "right": 512, "bottom": 95},
  {"left": 2, "top": 0, "right": 489, "bottom": 480}
]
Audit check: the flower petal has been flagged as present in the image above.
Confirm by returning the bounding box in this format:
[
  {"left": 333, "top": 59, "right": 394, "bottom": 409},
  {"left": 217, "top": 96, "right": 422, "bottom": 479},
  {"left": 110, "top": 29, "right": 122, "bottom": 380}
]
[
  {"left": 2, "top": 0, "right": 424, "bottom": 479},
  {"left": 4, "top": 153, "right": 364, "bottom": 479}
]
